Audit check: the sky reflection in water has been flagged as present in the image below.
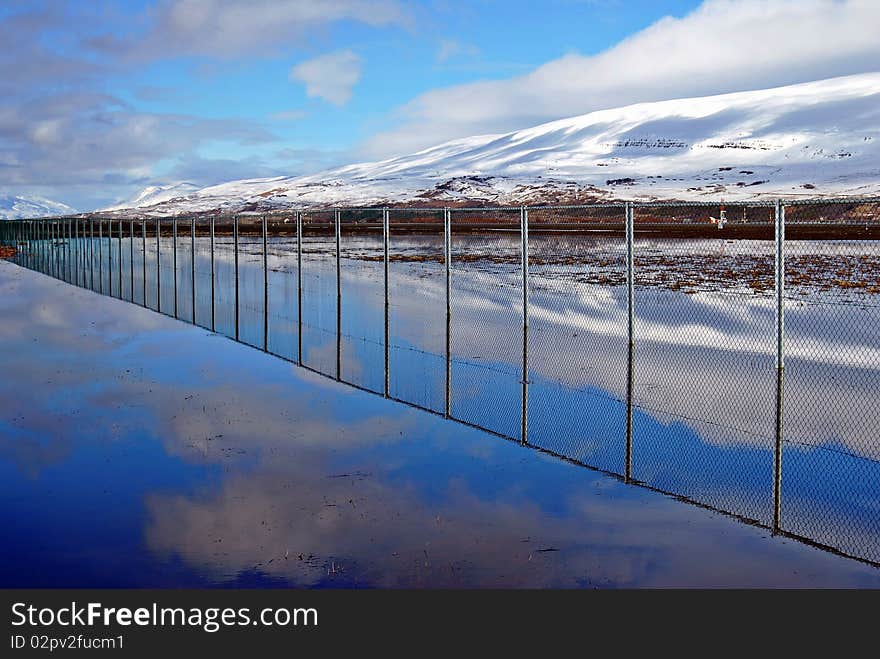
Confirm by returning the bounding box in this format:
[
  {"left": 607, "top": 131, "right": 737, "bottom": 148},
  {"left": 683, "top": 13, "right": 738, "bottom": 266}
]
[{"left": 2, "top": 259, "right": 880, "bottom": 587}]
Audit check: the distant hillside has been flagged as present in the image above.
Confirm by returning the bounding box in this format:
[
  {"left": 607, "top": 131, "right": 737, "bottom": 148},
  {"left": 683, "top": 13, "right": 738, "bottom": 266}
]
[
  {"left": 104, "top": 72, "right": 880, "bottom": 216},
  {"left": 1, "top": 195, "right": 76, "bottom": 220}
]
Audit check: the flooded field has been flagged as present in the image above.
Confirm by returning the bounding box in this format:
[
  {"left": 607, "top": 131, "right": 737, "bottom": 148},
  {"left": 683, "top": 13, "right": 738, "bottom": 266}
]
[
  {"left": 4, "top": 204, "right": 880, "bottom": 568},
  {"left": 4, "top": 258, "right": 880, "bottom": 587}
]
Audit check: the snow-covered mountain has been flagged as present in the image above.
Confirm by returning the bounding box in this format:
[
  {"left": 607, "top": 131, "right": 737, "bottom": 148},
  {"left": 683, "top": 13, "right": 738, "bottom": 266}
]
[
  {"left": 0, "top": 195, "right": 76, "bottom": 220},
  {"left": 103, "top": 182, "right": 200, "bottom": 212},
  {"left": 106, "top": 72, "right": 880, "bottom": 215}
]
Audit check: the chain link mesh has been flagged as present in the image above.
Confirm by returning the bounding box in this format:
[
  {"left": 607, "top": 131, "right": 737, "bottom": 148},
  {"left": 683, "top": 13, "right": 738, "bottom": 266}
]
[
  {"left": 6, "top": 199, "right": 880, "bottom": 565},
  {"left": 527, "top": 205, "right": 629, "bottom": 473},
  {"left": 265, "top": 213, "right": 300, "bottom": 361},
  {"left": 300, "top": 211, "right": 337, "bottom": 375},
  {"left": 388, "top": 209, "right": 446, "bottom": 413},
  {"left": 632, "top": 203, "right": 776, "bottom": 523},
  {"left": 780, "top": 201, "right": 880, "bottom": 560},
  {"left": 339, "top": 209, "right": 385, "bottom": 393},
  {"left": 449, "top": 208, "right": 522, "bottom": 439}
]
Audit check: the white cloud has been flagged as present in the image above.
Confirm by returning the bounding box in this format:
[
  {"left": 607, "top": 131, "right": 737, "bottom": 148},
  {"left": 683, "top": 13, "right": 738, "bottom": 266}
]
[
  {"left": 290, "top": 50, "right": 362, "bottom": 106},
  {"left": 362, "top": 0, "right": 880, "bottom": 158},
  {"left": 93, "top": 0, "right": 408, "bottom": 58}
]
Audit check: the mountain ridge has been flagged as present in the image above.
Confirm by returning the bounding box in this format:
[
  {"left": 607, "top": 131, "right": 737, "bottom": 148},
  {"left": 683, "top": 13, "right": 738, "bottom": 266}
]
[
  {"left": 0, "top": 195, "right": 76, "bottom": 220},
  {"left": 104, "top": 72, "right": 880, "bottom": 216}
]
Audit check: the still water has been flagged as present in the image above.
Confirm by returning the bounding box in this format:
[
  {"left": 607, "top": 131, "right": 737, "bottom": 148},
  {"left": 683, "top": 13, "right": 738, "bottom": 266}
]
[{"left": 6, "top": 226, "right": 880, "bottom": 571}]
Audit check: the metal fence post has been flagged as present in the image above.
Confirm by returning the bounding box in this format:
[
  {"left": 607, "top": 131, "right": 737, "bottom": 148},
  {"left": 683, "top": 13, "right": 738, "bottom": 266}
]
[
  {"left": 383, "top": 208, "right": 390, "bottom": 398},
  {"left": 191, "top": 216, "right": 196, "bottom": 324},
  {"left": 234, "top": 215, "right": 239, "bottom": 341},
  {"left": 156, "top": 219, "right": 161, "bottom": 313},
  {"left": 67, "top": 219, "right": 72, "bottom": 282},
  {"left": 773, "top": 200, "right": 786, "bottom": 533},
  {"left": 172, "top": 217, "right": 178, "bottom": 318},
  {"left": 46, "top": 221, "right": 51, "bottom": 276},
  {"left": 444, "top": 207, "right": 452, "bottom": 418},
  {"left": 129, "top": 220, "right": 134, "bottom": 302},
  {"left": 72, "top": 219, "right": 77, "bottom": 283},
  {"left": 521, "top": 205, "right": 529, "bottom": 446},
  {"left": 625, "top": 201, "right": 635, "bottom": 483},
  {"left": 117, "top": 219, "right": 122, "bottom": 296},
  {"left": 89, "top": 219, "right": 94, "bottom": 290},
  {"left": 98, "top": 220, "right": 103, "bottom": 293},
  {"left": 210, "top": 216, "right": 215, "bottom": 330},
  {"left": 263, "top": 214, "right": 269, "bottom": 351},
  {"left": 335, "top": 209, "right": 342, "bottom": 380},
  {"left": 142, "top": 220, "right": 146, "bottom": 306},
  {"left": 108, "top": 219, "right": 113, "bottom": 294},
  {"left": 297, "top": 211, "right": 303, "bottom": 365}
]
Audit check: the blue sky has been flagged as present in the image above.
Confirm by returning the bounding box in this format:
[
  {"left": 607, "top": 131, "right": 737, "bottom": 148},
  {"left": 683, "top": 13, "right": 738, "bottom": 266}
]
[{"left": 1, "top": 0, "right": 878, "bottom": 210}]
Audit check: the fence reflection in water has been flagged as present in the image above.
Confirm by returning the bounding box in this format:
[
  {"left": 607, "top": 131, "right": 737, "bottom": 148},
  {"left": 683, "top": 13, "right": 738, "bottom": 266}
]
[{"left": 3, "top": 198, "right": 879, "bottom": 566}]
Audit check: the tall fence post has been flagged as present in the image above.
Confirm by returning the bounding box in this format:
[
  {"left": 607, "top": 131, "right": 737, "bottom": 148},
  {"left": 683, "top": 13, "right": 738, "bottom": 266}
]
[
  {"left": 773, "top": 200, "right": 786, "bottom": 533},
  {"left": 48, "top": 220, "right": 54, "bottom": 277},
  {"left": 234, "top": 215, "right": 239, "bottom": 341},
  {"left": 191, "top": 216, "right": 196, "bottom": 325},
  {"left": 335, "top": 209, "right": 342, "bottom": 380},
  {"left": 98, "top": 220, "right": 103, "bottom": 293},
  {"left": 56, "top": 221, "right": 60, "bottom": 278},
  {"left": 210, "top": 216, "right": 215, "bottom": 330},
  {"left": 625, "top": 201, "right": 635, "bottom": 483},
  {"left": 172, "top": 217, "right": 178, "bottom": 318},
  {"left": 296, "top": 211, "right": 303, "bottom": 365},
  {"left": 107, "top": 219, "right": 113, "bottom": 295},
  {"left": 142, "top": 221, "right": 146, "bottom": 306},
  {"left": 263, "top": 213, "right": 269, "bottom": 351},
  {"left": 444, "top": 207, "right": 452, "bottom": 418},
  {"left": 67, "top": 219, "right": 72, "bottom": 283},
  {"left": 129, "top": 220, "right": 134, "bottom": 302},
  {"left": 156, "top": 219, "right": 161, "bottom": 313},
  {"left": 73, "top": 219, "right": 78, "bottom": 283},
  {"left": 89, "top": 219, "right": 95, "bottom": 290},
  {"left": 383, "top": 208, "right": 390, "bottom": 398},
  {"left": 521, "top": 205, "right": 529, "bottom": 446},
  {"left": 117, "top": 219, "right": 122, "bottom": 296}
]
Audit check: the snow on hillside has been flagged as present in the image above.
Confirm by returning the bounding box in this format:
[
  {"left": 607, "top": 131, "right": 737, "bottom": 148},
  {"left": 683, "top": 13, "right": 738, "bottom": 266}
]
[
  {"left": 0, "top": 195, "right": 76, "bottom": 220},
  {"left": 106, "top": 73, "right": 880, "bottom": 215},
  {"left": 103, "top": 182, "right": 200, "bottom": 211}
]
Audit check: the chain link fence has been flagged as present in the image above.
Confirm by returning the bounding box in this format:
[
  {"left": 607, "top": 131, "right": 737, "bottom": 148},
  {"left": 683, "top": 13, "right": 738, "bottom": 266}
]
[{"left": 3, "top": 198, "right": 880, "bottom": 566}]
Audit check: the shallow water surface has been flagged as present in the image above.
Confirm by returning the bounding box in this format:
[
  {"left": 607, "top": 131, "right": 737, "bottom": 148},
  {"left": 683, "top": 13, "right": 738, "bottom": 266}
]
[{"left": 1, "top": 259, "right": 879, "bottom": 587}]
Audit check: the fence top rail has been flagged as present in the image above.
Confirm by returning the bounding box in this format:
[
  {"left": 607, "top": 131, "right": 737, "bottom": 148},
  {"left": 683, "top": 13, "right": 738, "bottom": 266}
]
[{"left": 13, "top": 195, "right": 880, "bottom": 223}]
